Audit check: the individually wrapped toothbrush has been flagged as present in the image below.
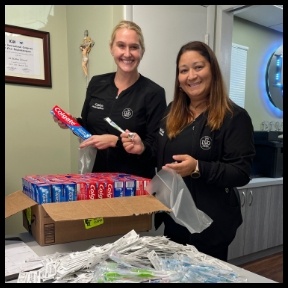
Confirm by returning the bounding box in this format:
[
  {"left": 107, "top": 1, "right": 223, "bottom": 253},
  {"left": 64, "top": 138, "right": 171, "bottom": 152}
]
[
  {"left": 92, "top": 260, "right": 179, "bottom": 283},
  {"left": 104, "top": 117, "right": 134, "bottom": 139}
]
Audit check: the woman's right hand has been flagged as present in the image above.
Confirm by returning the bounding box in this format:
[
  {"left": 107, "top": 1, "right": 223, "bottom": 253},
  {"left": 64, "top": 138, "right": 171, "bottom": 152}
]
[
  {"left": 53, "top": 115, "right": 69, "bottom": 129},
  {"left": 120, "top": 130, "right": 145, "bottom": 155}
]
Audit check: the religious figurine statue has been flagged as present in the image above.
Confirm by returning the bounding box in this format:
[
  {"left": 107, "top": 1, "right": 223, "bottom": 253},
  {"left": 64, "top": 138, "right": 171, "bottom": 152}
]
[{"left": 80, "top": 30, "right": 95, "bottom": 77}]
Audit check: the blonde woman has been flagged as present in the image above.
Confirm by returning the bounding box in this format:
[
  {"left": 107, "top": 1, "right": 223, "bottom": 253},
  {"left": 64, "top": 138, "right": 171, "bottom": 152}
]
[{"left": 54, "top": 20, "right": 166, "bottom": 178}]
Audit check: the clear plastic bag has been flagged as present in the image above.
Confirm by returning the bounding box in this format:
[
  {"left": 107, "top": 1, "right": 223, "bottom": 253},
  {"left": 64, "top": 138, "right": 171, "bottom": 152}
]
[
  {"left": 146, "top": 168, "right": 212, "bottom": 234},
  {"left": 78, "top": 138, "right": 97, "bottom": 174}
]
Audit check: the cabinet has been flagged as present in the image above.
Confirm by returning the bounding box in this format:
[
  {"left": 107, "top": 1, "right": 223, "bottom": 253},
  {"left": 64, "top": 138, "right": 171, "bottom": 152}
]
[
  {"left": 228, "top": 183, "right": 283, "bottom": 260},
  {"left": 267, "top": 184, "right": 283, "bottom": 248}
]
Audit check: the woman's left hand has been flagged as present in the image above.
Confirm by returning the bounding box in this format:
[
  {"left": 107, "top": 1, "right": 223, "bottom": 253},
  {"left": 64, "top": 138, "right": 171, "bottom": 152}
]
[{"left": 163, "top": 154, "right": 196, "bottom": 177}]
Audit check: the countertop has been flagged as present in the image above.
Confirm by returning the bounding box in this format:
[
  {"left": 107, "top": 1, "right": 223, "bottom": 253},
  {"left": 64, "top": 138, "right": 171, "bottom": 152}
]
[
  {"left": 6, "top": 232, "right": 277, "bottom": 283},
  {"left": 238, "top": 177, "right": 283, "bottom": 189}
]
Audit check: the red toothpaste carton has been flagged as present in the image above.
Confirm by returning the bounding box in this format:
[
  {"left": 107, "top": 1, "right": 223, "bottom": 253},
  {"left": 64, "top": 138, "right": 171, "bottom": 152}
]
[
  {"left": 133, "top": 176, "right": 151, "bottom": 196},
  {"left": 73, "top": 179, "right": 89, "bottom": 200},
  {"left": 51, "top": 105, "right": 92, "bottom": 140},
  {"left": 105, "top": 177, "right": 114, "bottom": 199},
  {"left": 86, "top": 181, "right": 97, "bottom": 200},
  {"left": 134, "top": 177, "right": 144, "bottom": 196},
  {"left": 96, "top": 178, "right": 108, "bottom": 199},
  {"left": 143, "top": 178, "right": 151, "bottom": 195}
]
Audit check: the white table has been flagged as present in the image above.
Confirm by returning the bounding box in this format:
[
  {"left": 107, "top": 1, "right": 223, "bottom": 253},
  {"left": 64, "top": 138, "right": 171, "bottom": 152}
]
[{"left": 6, "top": 232, "right": 277, "bottom": 283}]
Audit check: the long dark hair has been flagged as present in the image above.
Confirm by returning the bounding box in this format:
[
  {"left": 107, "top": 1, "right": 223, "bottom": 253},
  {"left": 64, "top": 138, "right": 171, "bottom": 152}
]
[{"left": 166, "top": 41, "right": 233, "bottom": 139}]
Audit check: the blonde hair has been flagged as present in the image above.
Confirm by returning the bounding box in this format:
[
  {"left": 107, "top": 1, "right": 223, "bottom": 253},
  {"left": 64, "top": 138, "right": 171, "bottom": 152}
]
[{"left": 109, "top": 20, "right": 145, "bottom": 56}]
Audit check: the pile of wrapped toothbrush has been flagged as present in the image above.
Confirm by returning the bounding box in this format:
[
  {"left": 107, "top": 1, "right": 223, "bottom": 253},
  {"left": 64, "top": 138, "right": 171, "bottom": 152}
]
[{"left": 18, "top": 230, "right": 247, "bottom": 283}]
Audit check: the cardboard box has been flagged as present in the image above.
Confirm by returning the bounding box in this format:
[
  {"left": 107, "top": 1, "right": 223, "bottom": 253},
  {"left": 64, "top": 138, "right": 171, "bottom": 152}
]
[{"left": 5, "top": 190, "right": 170, "bottom": 246}]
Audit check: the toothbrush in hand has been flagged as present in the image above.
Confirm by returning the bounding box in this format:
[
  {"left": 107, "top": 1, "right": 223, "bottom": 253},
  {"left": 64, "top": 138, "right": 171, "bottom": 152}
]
[{"left": 104, "top": 117, "right": 135, "bottom": 139}]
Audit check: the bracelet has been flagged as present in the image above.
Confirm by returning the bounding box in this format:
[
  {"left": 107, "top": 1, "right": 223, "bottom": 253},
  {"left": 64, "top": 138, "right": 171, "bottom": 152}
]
[{"left": 190, "top": 160, "right": 201, "bottom": 178}]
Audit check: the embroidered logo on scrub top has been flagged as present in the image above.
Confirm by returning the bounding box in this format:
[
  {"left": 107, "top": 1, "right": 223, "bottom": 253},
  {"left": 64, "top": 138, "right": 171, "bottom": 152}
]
[
  {"left": 122, "top": 108, "right": 133, "bottom": 119},
  {"left": 159, "top": 128, "right": 164, "bottom": 136},
  {"left": 200, "top": 136, "right": 212, "bottom": 150},
  {"left": 92, "top": 103, "right": 104, "bottom": 110}
]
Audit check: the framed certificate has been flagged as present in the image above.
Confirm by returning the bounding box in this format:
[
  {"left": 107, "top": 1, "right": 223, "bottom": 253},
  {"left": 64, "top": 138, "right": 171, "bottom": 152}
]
[{"left": 5, "top": 25, "right": 52, "bottom": 87}]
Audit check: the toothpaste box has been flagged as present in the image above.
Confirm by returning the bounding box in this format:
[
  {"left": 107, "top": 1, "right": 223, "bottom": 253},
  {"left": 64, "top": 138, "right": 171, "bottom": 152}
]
[
  {"left": 6, "top": 172, "right": 171, "bottom": 246},
  {"left": 123, "top": 177, "right": 136, "bottom": 197},
  {"left": 63, "top": 182, "right": 77, "bottom": 202},
  {"left": 96, "top": 178, "right": 110, "bottom": 199},
  {"left": 112, "top": 177, "right": 125, "bottom": 198},
  {"left": 36, "top": 183, "right": 52, "bottom": 204},
  {"left": 73, "top": 179, "right": 89, "bottom": 200},
  {"left": 51, "top": 105, "right": 92, "bottom": 140},
  {"left": 104, "top": 177, "right": 114, "bottom": 199},
  {"left": 86, "top": 181, "right": 97, "bottom": 200},
  {"left": 49, "top": 182, "right": 66, "bottom": 203},
  {"left": 30, "top": 180, "right": 46, "bottom": 201},
  {"left": 132, "top": 176, "right": 151, "bottom": 196}
]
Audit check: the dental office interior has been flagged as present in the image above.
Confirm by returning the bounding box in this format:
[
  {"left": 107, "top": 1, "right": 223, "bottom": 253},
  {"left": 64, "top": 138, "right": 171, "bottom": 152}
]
[{"left": 5, "top": 4, "right": 283, "bottom": 278}]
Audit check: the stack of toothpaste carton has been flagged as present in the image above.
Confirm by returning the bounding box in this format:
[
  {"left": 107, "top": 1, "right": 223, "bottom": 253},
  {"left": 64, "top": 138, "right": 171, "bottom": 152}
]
[{"left": 22, "top": 173, "right": 151, "bottom": 204}]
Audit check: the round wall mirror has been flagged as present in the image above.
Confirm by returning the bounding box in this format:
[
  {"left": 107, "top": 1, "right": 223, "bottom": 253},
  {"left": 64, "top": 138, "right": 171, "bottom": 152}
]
[{"left": 265, "top": 45, "right": 283, "bottom": 111}]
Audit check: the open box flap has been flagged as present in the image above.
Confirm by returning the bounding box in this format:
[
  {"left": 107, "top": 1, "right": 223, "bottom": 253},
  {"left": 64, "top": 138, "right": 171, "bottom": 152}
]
[
  {"left": 5, "top": 190, "right": 37, "bottom": 218},
  {"left": 5, "top": 190, "right": 171, "bottom": 221},
  {"left": 42, "top": 195, "right": 171, "bottom": 221}
]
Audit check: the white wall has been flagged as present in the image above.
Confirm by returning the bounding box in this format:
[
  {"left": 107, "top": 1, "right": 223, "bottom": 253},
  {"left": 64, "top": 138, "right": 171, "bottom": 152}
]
[
  {"left": 5, "top": 5, "right": 123, "bottom": 235},
  {"left": 65, "top": 5, "right": 123, "bottom": 171},
  {"left": 5, "top": 5, "right": 71, "bottom": 235},
  {"left": 127, "top": 5, "right": 207, "bottom": 104}
]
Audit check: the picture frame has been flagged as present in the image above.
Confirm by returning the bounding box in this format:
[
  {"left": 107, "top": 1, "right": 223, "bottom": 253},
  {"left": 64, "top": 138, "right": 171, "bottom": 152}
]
[{"left": 5, "top": 25, "right": 52, "bottom": 87}]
